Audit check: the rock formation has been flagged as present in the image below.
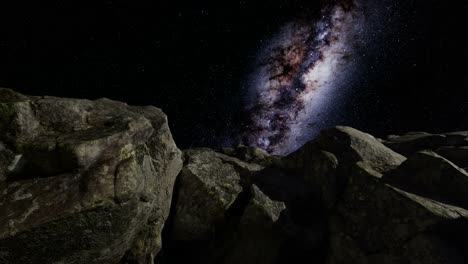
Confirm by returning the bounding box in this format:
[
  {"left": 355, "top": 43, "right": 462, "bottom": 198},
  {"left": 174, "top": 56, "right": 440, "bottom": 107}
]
[
  {"left": 0, "top": 88, "right": 182, "bottom": 263},
  {"left": 1, "top": 89, "right": 468, "bottom": 264}
]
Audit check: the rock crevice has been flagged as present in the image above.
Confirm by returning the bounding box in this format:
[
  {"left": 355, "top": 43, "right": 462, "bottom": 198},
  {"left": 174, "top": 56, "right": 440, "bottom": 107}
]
[{"left": 1, "top": 89, "right": 468, "bottom": 264}]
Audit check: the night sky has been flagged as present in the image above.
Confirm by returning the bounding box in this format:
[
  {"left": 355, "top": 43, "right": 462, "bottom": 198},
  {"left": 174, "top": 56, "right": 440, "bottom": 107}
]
[{"left": 0, "top": 0, "right": 467, "bottom": 154}]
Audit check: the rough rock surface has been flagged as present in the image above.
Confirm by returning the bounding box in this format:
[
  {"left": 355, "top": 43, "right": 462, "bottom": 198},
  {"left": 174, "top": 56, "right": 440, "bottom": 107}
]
[
  {"left": 383, "top": 131, "right": 468, "bottom": 156},
  {"left": 2, "top": 89, "right": 468, "bottom": 264},
  {"left": 282, "top": 144, "right": 339, "bottom": 210},
  {"left": 314, "top": 126, "right": 406, "bottom": 174},
  {"left": 280, "top": 126, "right": 405, "bottom": 210},
  {"left": 221, "top": 145, "right": 279, "bottom": 167},
  {"left": 385, "top": 150, "right": 468, "bottom": 209},
  {"left": 276, "top": 127, "right": 468, "bottom": 264},
  {"left": 219, "top": 185, "right": 285, "bottom": 264},
  {"left": 171, "top": 149, "right": 244, "bottom": 241},
  {"left": 0, "top": 89, "right": 182, "bottom": 264},
  {"left": 383, "top": 132, "right": 448, "bottom": 156},
  {"left": 328, "top": 161, "right": 468, "bottom": 264},
  {"left": 159, "top": 148, "right": 287, "bottom": 264}
]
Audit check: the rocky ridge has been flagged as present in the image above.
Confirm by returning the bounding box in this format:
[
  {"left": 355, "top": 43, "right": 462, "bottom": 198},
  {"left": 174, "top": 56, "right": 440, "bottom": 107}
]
[{"left": 1, "top": 89, "right": 468, "bottom": 264}]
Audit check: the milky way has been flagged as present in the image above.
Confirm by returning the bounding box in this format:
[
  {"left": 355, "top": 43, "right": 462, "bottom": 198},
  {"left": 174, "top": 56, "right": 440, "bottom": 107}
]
[{"left": 243, "top": 0, "right": 366, "bottom": 155}]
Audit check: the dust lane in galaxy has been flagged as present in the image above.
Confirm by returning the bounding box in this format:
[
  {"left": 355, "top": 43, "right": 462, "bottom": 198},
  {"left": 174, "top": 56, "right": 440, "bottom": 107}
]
[{"left": 242, "top": 0, "right": 366, "bottom": 155}]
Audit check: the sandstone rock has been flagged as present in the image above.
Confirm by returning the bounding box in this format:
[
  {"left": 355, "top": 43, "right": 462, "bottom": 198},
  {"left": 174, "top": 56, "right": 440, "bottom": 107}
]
[
  {"left": 436, "top": 146, "right": 468, "bottom": 168},
  {"left": 0, "top": 89, "right": 182, "bottom": 264},
  {"left": 384, "top": 150, "right": 468, "bottom": 209}
]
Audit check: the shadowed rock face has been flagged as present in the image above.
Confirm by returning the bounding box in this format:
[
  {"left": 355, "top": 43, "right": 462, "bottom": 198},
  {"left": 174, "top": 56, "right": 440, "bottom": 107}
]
[
  {"left": 171, "top": 149, "right": 244, "bottom": 242},
  {"left": 436, "top": 146, "right": 468, "bottom": 168},
  {"left": 383, "top": 131, "right": 468, "bottom": 156},
  {"left": 385, "top": 150, "right": 468, "bottom": 209},
  {"left": 1, "top": 89, "right": 468, "bottom": 264},
  {"left": 328, "top": 162, "right": 468, "bottom": 264},
  {"left": 0, "top": 88, "right": 183, "bottom": 264}
]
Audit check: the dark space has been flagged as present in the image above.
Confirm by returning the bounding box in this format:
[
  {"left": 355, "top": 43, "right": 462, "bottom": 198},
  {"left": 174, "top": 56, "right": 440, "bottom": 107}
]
[
  {"left": 0, "top": 0, "right": 467, "bottom": 152},
  {"left": 1, "top": 2, "right": 468, "bottom": 263}
]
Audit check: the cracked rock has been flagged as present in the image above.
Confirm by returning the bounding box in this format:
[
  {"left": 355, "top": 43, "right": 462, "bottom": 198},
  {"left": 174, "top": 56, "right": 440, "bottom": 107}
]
[
  {"left": 0, "top": 88, "right": 182, "bottom": 264},
  {"left": 171, "top": 149, "right": 244, "bottom": 241}
]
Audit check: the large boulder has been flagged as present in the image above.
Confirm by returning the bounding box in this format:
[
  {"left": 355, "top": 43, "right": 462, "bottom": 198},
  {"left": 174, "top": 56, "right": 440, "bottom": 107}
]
[
  {"left": 282, "top": 146, "right": 339, "bottom": 210},
  {"left": 170, "top": 149, "right": 244, "bottom": 242},
  {"left": 314, "top": 126, "right": 406, "bottom": 174},
  {"left": 384, "top": 150, "right": 468, "bottom": 209},
  {"left": 165, "top": 149, "right": 284, "bottom": 264},
  {"left": 327, "top": 162, "right": 468, "bottom": 264},
  {"left": 0, "top": 89, "right": 183, "bottom": 264},
  {"left": 4, "top": 89, "right": 468, "bottom": 264},
  {"left": 280, "top": 126, "right": 404, "bottom": 210},
  {"left": 219, "top": 185, "right": 285, "bottom": 264},
  {"left": 279, "top": 128, "right": 468, "bottom": 263}
]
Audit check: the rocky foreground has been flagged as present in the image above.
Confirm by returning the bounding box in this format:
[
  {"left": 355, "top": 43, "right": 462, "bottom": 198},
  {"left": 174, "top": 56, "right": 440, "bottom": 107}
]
[{"left": 1, "top": 88, "right": 468, "bottom": 264}]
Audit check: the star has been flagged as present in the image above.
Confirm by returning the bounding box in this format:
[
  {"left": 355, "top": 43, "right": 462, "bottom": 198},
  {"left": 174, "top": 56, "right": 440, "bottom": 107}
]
[{"left": 242, "top": 0, "right": 367, "bottom": 155}]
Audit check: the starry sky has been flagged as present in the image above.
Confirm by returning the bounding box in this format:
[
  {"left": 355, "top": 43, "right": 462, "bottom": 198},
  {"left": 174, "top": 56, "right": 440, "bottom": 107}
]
[{"left": 0, "top": 0, "right": 467, "bottom": 154}]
